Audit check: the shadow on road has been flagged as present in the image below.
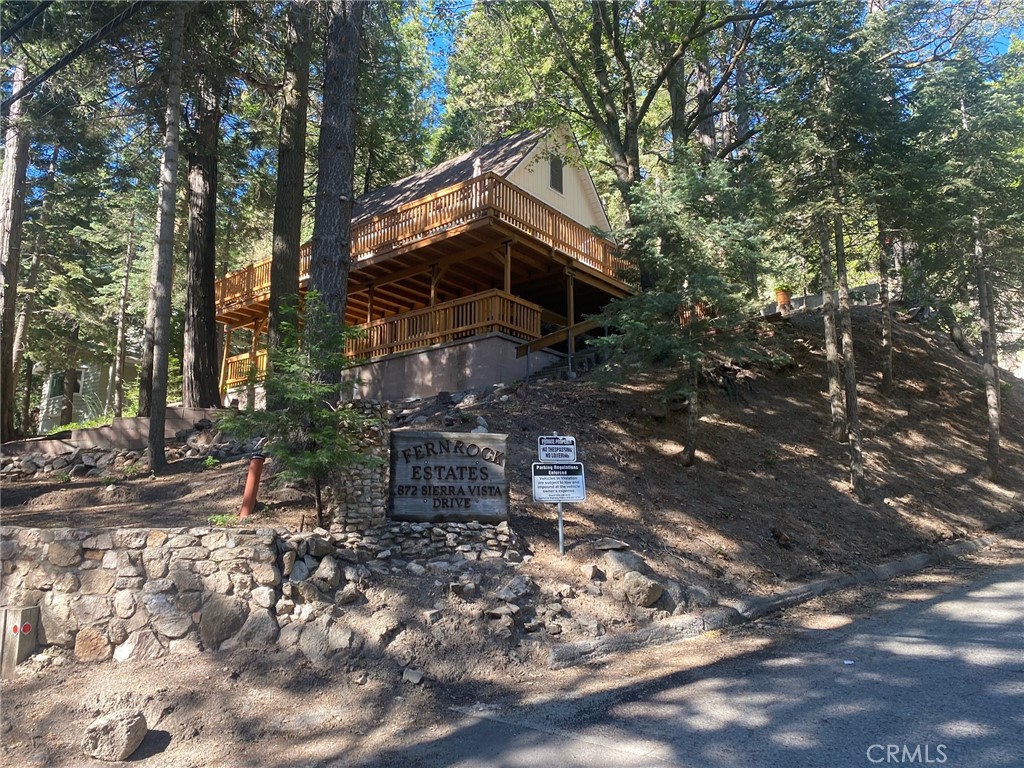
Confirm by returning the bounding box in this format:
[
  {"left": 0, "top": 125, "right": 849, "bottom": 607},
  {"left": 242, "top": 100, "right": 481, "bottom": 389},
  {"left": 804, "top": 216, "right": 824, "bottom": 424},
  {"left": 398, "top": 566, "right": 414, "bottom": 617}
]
[{"left": 333, "top": 560, "right": 1024, "bottom": 768}]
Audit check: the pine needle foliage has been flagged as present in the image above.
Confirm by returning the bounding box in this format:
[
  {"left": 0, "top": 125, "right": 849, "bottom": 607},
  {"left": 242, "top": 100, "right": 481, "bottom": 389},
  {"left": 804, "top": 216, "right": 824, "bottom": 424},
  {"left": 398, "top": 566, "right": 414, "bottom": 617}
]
[{"left": 222, "top": 293, "right": 379, "bottom": 526}]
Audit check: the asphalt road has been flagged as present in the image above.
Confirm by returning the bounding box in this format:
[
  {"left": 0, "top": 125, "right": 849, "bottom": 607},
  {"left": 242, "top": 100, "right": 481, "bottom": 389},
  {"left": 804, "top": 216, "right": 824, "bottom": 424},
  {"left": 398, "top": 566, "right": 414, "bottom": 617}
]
[{"left": 354, "top": 560, "right": 1024, "bottom": 768}]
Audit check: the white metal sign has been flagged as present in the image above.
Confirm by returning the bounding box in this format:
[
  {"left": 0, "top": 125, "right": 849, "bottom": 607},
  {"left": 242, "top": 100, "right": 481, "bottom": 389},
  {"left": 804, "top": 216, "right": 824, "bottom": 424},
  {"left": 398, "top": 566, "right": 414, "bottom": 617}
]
[
  {"left": 532, "top": 462, "right": 586, "bottom": 503},
  {"left": 538, "top": 435, "right": 577, "bottom": 463}
]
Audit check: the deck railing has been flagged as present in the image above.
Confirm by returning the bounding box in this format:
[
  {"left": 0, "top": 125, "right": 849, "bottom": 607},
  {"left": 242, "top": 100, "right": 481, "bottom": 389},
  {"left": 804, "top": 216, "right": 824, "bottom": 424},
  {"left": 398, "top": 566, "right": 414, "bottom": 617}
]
[
  {"left": 215, "top": 174, "right": 632, "bottom": 313},
  {"left": 223, "top": 349, "right": 268, "bottom": 392},
  {"left": 222, "top": 289, "right": 542, "bottom": 390}
]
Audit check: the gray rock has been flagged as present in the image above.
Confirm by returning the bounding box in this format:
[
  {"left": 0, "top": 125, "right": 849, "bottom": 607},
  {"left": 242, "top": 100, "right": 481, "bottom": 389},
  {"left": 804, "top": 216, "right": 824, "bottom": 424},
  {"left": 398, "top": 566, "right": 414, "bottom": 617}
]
[
  {"left": 81, "top": 710, "right": 148, "bottom": 762},
  {"left": 251, "top": 586, "right": 277, "bottom": 609},
  {"left": 402, "top": 667, "right": 425, "bottom": 684},
  {"left": 580, "top": 563, "right": 603, "bottom": 581},
  {"left": 327, "top": 623, "right": 355, "bottom": 652},
  {"left": 593, "top": 537, "right": 630, "bottom": 551},
  {"left": 336, "top": 583, "right": 361, "bottom": 605},
  {"left": 289, "top": 560, "right": 311, "bottom": 582},
  {"left": 113, "top": 629, "right": 166, "bottom": 662},
  {"left": 602, "top": 550, "right": 648, "bottom": 580},
  {"left": 485, "top": 603, "right": 520, "bottom": 618},
  {"left": 224, "top": 608, "right": 279, "bottom": 649},
  {"left": 79, "top": 568, "right": 117, "bottom": 595},
  {"left": 277, "top": 621, "right": 303, "bottom": 649},
  {"left": 312, "top": 555, "right": 342, "bottom": 589},
  {"left": 307, "top": 536, "right": 336, "bottom": 558},
  {"left": 71, "top": 595, "right": 114, "bottom": 627},
  {"left": 142, "top": 593, "right": 193, "bottom": 638},
  {"left": 685, "top": 584, "right": 716, "bottom": 608},
  {"left": 298, "top": 618, "right": 331, "bottom": 664},
  {"left": 47, "top": 540, "right": 82, "bottom": 567},
  {"left": 0, "top": 539, "right": 17, "bottom": 560},
  {"left": 199, "top": 594, "right": 249, "bottom": 650},
  {"left": 39, "top": 593, "right": 74, "bottom": 648},
  {"left": 496, "top": 574, "right": 535, "bottom": 601},
  {"left": 621, "top": 571, "right": 663, "bottom": 608},
  {"left": 282, "top": 550, "right": 297, "bottom": 576}
]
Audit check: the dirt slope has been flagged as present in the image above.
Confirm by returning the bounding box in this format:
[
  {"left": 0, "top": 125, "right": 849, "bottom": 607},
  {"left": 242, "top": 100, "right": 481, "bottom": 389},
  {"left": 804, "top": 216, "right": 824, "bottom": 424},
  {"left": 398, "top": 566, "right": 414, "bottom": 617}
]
[{"left": 2, "top": 306, "right": 1023, "bottom": 767}]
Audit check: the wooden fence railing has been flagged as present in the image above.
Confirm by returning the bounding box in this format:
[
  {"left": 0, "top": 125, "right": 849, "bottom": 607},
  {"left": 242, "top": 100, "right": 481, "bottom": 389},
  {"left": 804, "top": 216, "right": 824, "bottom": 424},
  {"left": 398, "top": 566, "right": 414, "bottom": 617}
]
[
  {"left": 215, "top": 174, "right": 632, "bottom": 313},
  {"left": 222, "top": 290, "right": 542, "bottom": 390}
]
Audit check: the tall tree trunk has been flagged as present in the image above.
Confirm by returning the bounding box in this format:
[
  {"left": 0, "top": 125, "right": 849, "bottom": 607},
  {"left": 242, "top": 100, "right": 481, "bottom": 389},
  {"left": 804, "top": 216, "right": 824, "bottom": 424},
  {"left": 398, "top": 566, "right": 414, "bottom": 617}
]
[
  {"left": 12, "top": 142, "right": 59, "bottom": 379},
  {"left": 832, "top": 193, "right": 866, "bottom": 499},
  {"left": 112, "top": 218, "right": 136, "bottom": 417},
  {"left": 695, "top": 53, "right": 716, "bottom": 164},
  {"left": 268, "top": 0, "right": 312, "bottom": 359},
  {"left": 666, "top": 47, "right": 687, "bottom": 163},
  {"left": 877, "top": 227, "right": 893, "bottom": 396},
  {"left": 60, "top": 321, "right": 80, "bottom": 426},
  {"left": 19, "top": 357, "right": 34, "bottom": 436},
  {"left": 144, "top": 3, "right": 186, "bottom": 470},
  {"left": 309, "top": 0, "right": 364, "bottom": 397},
  {"left": 816, "top": 213, "right": 846, "bottom": 441},
  {"left": 182, "top": 72, "right": 222, "bottom": 408},
  {"left": 0, "top": 63, "right": 31, "bottom": 443},
  {"left": 975, "top": 224, "right": 1000, "bottom": 480},
  {"left": 679, "top": 354, "right": 699, "bottom": 467}
]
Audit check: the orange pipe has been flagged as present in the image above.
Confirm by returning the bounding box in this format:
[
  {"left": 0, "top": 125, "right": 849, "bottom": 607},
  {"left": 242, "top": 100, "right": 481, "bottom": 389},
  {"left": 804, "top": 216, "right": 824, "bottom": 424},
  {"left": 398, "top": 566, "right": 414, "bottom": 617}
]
[{"left": 239, "top": 454, "right": 265, "bottom": 519}]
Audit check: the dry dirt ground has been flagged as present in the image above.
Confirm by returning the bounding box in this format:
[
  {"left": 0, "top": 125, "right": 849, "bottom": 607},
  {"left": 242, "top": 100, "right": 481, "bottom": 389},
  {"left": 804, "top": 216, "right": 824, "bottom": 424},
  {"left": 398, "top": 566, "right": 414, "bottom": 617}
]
[{"left": 2, "top": 306, "right": 1023, "bottom": 766}]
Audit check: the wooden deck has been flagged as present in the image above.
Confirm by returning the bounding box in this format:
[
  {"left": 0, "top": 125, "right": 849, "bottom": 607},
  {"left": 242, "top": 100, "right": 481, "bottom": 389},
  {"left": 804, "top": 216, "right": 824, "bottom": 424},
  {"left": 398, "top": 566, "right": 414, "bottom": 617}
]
[
  {"left": 222, "top": 290, "right": 542, "bottom": 391},
  {"left": 215, "top": 173, "right": 633, "bottom": 323}
]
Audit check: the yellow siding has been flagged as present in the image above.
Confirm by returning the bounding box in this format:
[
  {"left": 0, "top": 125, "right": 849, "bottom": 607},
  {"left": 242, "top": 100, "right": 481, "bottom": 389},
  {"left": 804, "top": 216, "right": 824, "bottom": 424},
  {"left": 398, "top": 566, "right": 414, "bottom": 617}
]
[{"left": 506, "top": 132, "right": 608, "bottom": 232}]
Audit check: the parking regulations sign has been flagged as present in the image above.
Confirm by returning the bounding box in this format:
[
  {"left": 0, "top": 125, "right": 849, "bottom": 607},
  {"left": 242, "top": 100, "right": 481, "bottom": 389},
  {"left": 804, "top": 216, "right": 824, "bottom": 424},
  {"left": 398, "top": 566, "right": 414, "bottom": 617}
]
[{"left": 531, "top": 462, "right": 586, "bottom": 503}]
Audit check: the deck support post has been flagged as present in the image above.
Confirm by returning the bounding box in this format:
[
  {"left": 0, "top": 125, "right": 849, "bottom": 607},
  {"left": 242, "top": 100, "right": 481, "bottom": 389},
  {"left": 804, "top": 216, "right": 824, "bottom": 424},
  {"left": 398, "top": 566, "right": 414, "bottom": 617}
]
[
  {"left": 367, "top": 285, "right": 374, "bottom": 323},
  {"left": 503, "top": 240, "right": 512, "bottom": 294},
  {"left": 566, "top": 268, "right": 576, "bottom": 377},
  {"left": 219, "top": 326, "right": 233, "bottom": 402}
]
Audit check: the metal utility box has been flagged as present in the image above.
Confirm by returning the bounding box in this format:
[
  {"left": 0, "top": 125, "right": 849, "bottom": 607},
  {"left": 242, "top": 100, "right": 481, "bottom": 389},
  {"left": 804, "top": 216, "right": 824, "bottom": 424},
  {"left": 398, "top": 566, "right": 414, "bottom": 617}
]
[{"left": 1, "top": 605, "right": 40, "bottom": 679}]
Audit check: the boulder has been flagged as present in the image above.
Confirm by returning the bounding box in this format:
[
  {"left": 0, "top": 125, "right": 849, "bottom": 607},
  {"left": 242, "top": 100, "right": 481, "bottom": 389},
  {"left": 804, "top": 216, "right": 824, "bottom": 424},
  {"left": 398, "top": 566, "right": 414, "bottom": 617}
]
[
  {"left": 223, "top": 608, "right": 279, "bottom": 649},
  {"left": 621, "top": 571, "right": 663, "bottom": 608},
  {"left": 199, "top": 594, "right": 249, "bottom": 650},
  {"left": 601, "top": 550, "right": 647, "bottom": 580},
  {"left": 142, "top": 593, "right": 193, "bottom": 638},
  {"left": 81, "top": 711, "right": 147, "bottom": 762},
  {"left": 113, "top": 629, "right": 166, "bottom": 662}
]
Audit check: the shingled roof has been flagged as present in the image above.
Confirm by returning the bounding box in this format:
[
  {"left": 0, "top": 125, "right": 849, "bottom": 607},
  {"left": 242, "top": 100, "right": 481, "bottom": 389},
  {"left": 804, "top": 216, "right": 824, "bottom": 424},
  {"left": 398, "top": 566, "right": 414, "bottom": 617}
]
[{"left": 352, "top": 128, "right": 549, "bottom": 222}]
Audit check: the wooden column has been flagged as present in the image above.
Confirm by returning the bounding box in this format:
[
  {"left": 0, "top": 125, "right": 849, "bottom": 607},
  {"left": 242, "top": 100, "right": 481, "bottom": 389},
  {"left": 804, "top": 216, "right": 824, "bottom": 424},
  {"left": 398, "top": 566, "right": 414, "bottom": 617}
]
[
  {"left": 219, "top": 327, "right": 233, "bottom": 400},
  {"left": 503, "top": 240, "right": 512, "bottom": 294},
  {"left": 566, "top": 268, "right": 576, "bottom": 375},
  {"left": 366, "top": 285, "right": 374, "bottom": 323}
]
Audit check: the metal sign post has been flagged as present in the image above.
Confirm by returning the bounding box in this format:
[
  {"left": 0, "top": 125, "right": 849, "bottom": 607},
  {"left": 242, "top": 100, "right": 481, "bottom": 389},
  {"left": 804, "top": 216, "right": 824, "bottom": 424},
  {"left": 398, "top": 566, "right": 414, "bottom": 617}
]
[
  {"left": 557, "top": 502, "right": 564, "bottom": 555},
  {"left": 532, "top": 432, "right": 585, "bottom": 556}
]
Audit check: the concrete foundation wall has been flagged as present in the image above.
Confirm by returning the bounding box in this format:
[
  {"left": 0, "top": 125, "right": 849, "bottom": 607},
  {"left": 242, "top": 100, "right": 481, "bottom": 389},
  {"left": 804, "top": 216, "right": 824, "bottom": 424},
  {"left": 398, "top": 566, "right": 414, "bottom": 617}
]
[{"left": 346, "top": 333, "right": 562, "bottom": 402}]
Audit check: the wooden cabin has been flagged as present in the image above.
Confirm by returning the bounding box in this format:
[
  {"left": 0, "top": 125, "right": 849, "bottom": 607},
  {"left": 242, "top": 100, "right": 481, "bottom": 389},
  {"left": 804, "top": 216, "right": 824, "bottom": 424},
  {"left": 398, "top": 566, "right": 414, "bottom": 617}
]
[{"left": 214, "top": 127, "right": 637, "bottom": 402}]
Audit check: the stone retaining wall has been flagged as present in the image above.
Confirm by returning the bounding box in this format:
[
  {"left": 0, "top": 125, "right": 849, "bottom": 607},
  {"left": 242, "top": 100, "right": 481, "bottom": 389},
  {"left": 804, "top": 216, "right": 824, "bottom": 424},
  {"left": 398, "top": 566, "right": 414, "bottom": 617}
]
[
  {"left": 326, "top": 400, "right": 391, "bottom": 532},
  {"left": 0, "top": 520, "right": 521, "bottom": 664}
]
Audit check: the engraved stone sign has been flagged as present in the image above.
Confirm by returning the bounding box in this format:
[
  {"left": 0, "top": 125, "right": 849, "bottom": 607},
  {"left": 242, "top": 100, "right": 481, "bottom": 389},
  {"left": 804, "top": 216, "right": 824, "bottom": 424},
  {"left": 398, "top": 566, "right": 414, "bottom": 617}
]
[{"left": 390, "top": 431, "right": 509, "bottom": 522}]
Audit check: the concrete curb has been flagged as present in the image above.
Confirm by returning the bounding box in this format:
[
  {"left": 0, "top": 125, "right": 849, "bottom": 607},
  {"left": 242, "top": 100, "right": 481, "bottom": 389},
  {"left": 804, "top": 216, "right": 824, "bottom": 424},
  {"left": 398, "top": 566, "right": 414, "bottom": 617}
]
[{"left": 548, "top": 532, "right": 1005, "bottom": 669}]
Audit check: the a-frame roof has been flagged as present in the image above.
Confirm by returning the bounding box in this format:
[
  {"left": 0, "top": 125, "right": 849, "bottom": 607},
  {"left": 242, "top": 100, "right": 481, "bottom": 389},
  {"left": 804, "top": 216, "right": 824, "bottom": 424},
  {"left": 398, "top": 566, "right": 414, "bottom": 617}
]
[{"left": 353, "top": 128, "right": 548, "bottom": 222}]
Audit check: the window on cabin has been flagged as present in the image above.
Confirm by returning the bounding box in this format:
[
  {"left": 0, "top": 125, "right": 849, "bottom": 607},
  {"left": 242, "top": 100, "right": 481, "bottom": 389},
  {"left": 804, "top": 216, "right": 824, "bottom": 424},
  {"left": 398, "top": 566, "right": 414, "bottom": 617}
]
[
  {"left": 47, "top": 372, "right": 82, "bottom": 398},
  {"left": 549, "top": 155, "right": 564, "bottom": 194}
]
